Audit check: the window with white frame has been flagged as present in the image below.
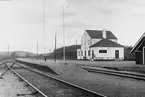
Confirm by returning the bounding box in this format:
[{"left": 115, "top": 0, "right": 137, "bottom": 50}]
[
  {"left": 81, "top": 41, "right": 83, "bottom": 46},
  {"left": 78, "top": 51, "right": 80, "bottom": 56}
]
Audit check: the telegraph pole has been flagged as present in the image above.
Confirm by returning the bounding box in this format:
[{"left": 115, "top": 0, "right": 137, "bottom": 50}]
[
  {"left": 8, "top": 44, "right": 9, "bottom": 57},
  {"left": 43, "top": 0, "right": 46, "bottom": 55},
  {"left": 37, "top": 41, "right": 38, "bottom": 59},
  {"left": 49, "top": 49, "right": 51, "bottom": 53},
  {"left": 54, "top": 32, "right": 57, "bottom": 62},
  {"left": 0, "top": 0, "right": 12, "bottom": 58},
  {"left": 63, "top": 5, "right": 66, "bottom": 61}
]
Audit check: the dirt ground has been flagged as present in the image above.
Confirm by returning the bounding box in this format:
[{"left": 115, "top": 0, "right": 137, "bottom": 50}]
[
  {"left": 37, "top": 59, "right": 145, "bottom": 74},
  {"left": 41, "top": 59, "right": 136, "bottom": 67},
  {"left": 17, "top": 58, "right": 145, "bottom": 97}
]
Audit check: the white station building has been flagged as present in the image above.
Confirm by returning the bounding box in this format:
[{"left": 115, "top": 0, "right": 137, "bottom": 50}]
[{"left": 77, "top": 29, "right": 124, "bottom": 60}]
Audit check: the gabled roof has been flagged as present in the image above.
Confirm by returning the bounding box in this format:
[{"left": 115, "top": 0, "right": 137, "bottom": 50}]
[
  {"left": 90, "top": 39, "right": 124, "bottom": 48},
  {"left": 86, "top": 30, "right": 117, "bottom": 39},
  {"left": 131, "top": 32, "right": 145, "bottom": 53}
]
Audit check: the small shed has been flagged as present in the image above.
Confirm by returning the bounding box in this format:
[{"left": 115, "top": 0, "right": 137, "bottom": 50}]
[{"left": 131, "top": 33, "right": 145, "bottom": 65}]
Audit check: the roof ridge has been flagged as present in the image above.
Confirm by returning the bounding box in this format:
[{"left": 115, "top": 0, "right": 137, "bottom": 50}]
[
  {"left": 131, "top": 32, "right": 145, "bottom": 53},
  {"left": 86, "top": 30, "right": 117, "bottom": 39},
  {"left": 86, "top": 29, "right": 110, "bottom": 31},
  {"left": 90, "top": 39, "right": 124, "bottom": 48}
]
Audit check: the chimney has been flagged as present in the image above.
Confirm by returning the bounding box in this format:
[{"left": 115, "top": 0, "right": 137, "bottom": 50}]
[{"left": 102, "top": 29, "right": 107, "bottom": 39}]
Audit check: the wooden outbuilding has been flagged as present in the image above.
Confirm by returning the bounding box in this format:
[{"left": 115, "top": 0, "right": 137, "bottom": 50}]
[{"left": 131, "top": 33, "right": 145, "bottom": 65}]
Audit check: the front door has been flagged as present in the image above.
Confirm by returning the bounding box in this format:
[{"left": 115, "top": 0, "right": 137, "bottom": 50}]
[{"left": 115, "top": 50, "right": 119, "bottom": 59}]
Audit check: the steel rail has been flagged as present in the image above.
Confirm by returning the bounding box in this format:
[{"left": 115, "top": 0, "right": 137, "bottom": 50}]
[
  {"left": 15, "top": 62, "right": 107, "bottom": 97},
  {"left": 0, "top": 67, "right": 9, "bottom": 76},
  {"left": 4, "top": 62, "right": 48, "bottom": 97},
  {"left": 82, "top": 66, "right": 145, "bottom": 81}
]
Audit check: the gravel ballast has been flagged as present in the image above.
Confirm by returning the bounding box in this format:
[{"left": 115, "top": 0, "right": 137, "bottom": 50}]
[
  {"left": 12, "top": 64, "right": 95, "bottom": 97},
  {"left": 0, "top": 68, "right": 35, "bottom": 97},
  {"left": 16, "top": 58, "right": 145, "bottom": 97}
]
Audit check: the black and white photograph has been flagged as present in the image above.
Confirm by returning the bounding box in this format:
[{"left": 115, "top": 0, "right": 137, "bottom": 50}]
[{"left": 0, "top": 0, "right": 145, "bottom": 97}]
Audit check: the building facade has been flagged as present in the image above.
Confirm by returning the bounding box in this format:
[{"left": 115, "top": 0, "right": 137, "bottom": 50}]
[
  {"left": 77, "top": 29, "right": 124, "bottom": 60},
  {"left": 131, "top": 32, "right": 145, "bottom": 65}
]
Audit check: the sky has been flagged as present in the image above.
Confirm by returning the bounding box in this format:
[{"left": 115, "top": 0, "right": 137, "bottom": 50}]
[{"left": 0, "top": 0, "right": 145, "bottom": 54}]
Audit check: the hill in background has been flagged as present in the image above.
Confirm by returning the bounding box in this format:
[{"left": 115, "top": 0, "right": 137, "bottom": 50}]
[
  {"left": 0, "top": 51, "right": 35, "bottom": 61},
  {"left": 0, "top": 45, "right": 135, "bottom": 61},
  {"left": 46, "top": 45, "right": 135, "bottom": 61},
  {"left": 46, "top": 45, "right": 81, "bottom": 60},
  {"left": 11, "top": 51, "right": 36, "bottom": 57},
  {"left": 0, "top": 51, "right": 36, "bottom": 58}
]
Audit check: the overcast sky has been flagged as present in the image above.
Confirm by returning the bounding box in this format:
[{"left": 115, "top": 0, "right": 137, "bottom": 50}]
[{"left": 0, "top": 0, "right": 145, "bottom": 53}]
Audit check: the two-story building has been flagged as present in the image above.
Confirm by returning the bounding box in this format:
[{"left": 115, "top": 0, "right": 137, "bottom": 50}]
[{"left": 77, "top": 29, "right": 124, "bottom": 60}]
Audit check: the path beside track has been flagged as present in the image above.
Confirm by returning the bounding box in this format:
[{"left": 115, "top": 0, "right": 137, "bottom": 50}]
[{"left": 16, "top": 58, "right": 145, "bottom": 97}]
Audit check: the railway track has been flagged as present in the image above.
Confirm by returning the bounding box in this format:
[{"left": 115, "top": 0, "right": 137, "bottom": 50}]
[
  {"left": 81, "top": 66, "right": 145, "bottom": 81},
  {"left": 3, "top": 61, "right": 48, "bottom": 97},
  {"left": 3, "top": 60, "right": 107, "bottom": 97}
]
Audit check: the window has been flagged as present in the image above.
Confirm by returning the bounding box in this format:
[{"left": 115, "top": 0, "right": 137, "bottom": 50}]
[
  {"left": 81, "top": 41, "right": 83, "bottom": 46},
  {"left": 99, "top": 50, "right": 107, "bottom": 53},
  {"left": 81, "top": 51, "right": 83, "bottom": 56},
  {"left": 88, "top": 40, "right": 91, "bottom": 45},
  {"left": 85, "top": 51, "right": 86, "bottom": 57},
  {"left": 78, "top": 51, "right": 80, "bottom": 56},
  {"left": 88, "top": 50, "right": 90, "bottom": 56}
]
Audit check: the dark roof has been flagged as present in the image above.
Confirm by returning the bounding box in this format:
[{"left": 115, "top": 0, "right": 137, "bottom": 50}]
[
  {"left": 86, "top": 30, "right": 117, "bottom": 39},
  {"left": 131, "top": 32, "right": 145, "bottom": 53},
  {"left": 90, "top": 39, "right": 124, "bottom": 48}
]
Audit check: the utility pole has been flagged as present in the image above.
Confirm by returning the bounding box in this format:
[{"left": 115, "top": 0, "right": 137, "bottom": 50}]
[
  {"left": 1, "top": 0, "right": 12, "bottom": 58},
  {"left": 54, "top": 32, "right": 57, "bottom": 62},
  {"left": 49, "top": 49, "right": 51, "bottom": 53},
  {"left": 37, "top": 41, "right": 38, "bottom": 59},
  {"left": 43, "top": 0, "right": 46, "bottom": 55},
  {"left": 63, "top": 5, "right": 66, "bottom": 61},
  {"left": 8, "top": 44, "right": 9, "bottom": 57}
]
